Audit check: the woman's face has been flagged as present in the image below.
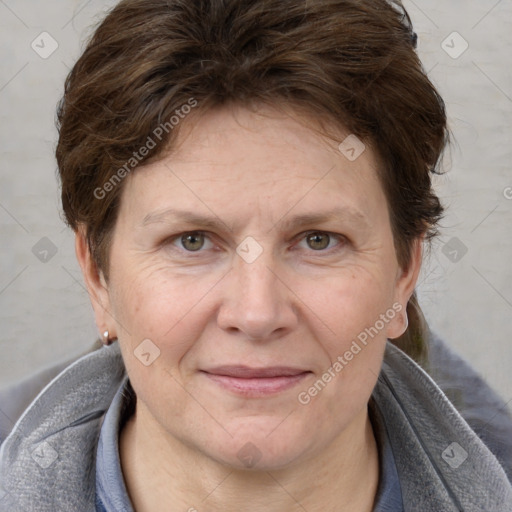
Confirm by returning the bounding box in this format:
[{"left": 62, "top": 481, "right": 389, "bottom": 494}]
[{"left": 85, "top": 105, "right": 419, "bottom": 470}]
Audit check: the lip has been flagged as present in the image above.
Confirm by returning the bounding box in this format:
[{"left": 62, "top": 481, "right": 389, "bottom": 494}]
[
  {"left": 200, "top": 366, "right": 312, "bottom": 397},
  {"left": 203, "top": 366, "right": 309, "bottom": 378}
]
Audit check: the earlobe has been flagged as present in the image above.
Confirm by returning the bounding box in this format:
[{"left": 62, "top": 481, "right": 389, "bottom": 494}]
[
  {"left": 75, "top": 227, "right": 116, "bottom": 339},
  {"left": 387, "top": 305, "right": 409, "bottom": 340},
  {"left": 387, "top": 238, "right": 423, "bottom": 339}
]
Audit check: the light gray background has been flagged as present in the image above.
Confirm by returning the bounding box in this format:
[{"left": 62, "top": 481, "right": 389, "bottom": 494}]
[{"left": 0, "top": 1, "right": 511, "bottom": 409}]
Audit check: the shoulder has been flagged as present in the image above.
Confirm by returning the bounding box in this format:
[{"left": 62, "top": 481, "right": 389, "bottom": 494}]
[
  {"left": 374, "top": 338, "right": 512, "bottom": 510},
  {"left": 0, "top": 341, "right": 125, "bottom": 511},
  {"left": 372, "top": 343, "right": 512, "bottom": 512},
  {"left": 426, "top": 332, "right": 512, "bottom": 481},
  {"left": 0, "top": 341, "right": 102, "bottom": 446}
]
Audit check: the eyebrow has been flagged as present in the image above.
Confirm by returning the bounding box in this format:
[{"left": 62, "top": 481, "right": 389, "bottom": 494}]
[
  {"left": 141, "top": 209, "right": 230, "bottom": 230},
  {"left": 277, "top": 208, "right": 371, "bottom": 232},
  {"left": 140, "top": 207, "right": 371, "bottom": 232}
]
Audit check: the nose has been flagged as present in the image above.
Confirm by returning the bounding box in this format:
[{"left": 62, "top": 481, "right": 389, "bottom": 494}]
[{"left": 216, "top": 252, "right": 298, "bottom": 341}]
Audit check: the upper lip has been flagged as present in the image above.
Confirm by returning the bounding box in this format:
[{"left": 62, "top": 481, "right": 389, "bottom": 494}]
[{"left": 202, "top": 366, "right": 310, "bottom": 378}]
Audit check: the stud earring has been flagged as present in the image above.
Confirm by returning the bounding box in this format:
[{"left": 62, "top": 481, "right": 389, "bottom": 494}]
[{"left": 102, "top": 330, "right": 115, "bottom": 346}]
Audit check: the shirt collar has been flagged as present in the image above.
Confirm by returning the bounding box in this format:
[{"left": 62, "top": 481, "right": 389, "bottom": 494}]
[
  {"left": 95, "top": 376, "right": 135, "bottom": 512},
  {"left": 369, "top": 397, "right": 404, "bottom": 511}
]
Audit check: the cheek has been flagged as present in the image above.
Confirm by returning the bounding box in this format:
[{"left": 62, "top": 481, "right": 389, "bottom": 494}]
[
  {"left": 109, "top": 268, "right": 219, "bottom": 423},
  {"left": 317, "top": 267, "right": 396, "bottom": 345},
  {"left": 107, "top": 260, "right": 220, "bottom": 365},
  {"left": 299, "top": 269, "right": 394, "bottom": 406}
]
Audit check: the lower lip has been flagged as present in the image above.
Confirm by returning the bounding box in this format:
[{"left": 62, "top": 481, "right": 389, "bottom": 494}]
[{"left": 201, "top": 372, "right": 311, "bottom": 396}]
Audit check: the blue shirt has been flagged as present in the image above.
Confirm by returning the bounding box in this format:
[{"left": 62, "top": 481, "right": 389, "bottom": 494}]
[
  {"left": 95, "top": 377, "right": 135, "bottom": 512},
  {"left": 95, "top": 378, "right": 403, "bottom": 511},
  {"left": 370, "top": 398, "right": 404, "bottom": 512}
]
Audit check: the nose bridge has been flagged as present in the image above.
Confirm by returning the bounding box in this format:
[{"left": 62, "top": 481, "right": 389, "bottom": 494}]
[
  {"left": 235, "top": 249, "right": 281, "bottom": 312},
  {"left": 236, "top": 252, "right": 276, "bottom": 301}
]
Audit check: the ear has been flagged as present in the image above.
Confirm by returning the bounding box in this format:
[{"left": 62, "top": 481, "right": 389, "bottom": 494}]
[
  {"left": 386, "top": 237, "right": 423, "bottom": 339},
  {"left": 75, "top": 226, "right": 116, "bottom": 339}
]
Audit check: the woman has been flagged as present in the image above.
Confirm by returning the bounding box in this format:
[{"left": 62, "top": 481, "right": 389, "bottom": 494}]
[{"left": 0, "top": 0, "right": 511, "bottom": 510}]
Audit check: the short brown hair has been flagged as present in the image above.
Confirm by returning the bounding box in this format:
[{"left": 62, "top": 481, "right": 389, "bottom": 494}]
[{"left": 56, "top": 0, "right": 448, "bottom": 363}]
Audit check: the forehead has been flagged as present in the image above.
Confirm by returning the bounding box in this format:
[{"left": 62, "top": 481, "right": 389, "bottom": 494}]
[{"left": 118, "top": 105, "right": 387, "bottom": 226}]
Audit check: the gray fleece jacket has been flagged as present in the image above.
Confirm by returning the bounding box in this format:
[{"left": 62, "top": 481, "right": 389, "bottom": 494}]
[{"left": 0, "top": 335, "right": 511, "bottom": 511}]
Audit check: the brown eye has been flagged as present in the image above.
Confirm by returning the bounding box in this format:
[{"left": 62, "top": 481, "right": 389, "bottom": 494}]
[
  {"left": 181, "top": 232, "right": 205, "bottom": 251},
  {"left": 306, "top": 232, "right": 331, "bottom": 250}
]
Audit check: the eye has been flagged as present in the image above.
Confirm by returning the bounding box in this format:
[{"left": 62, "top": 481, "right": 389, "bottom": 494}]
[
  {"left": 172, "top": 231, "right": 213, "bottom": 252},
  {"left": 298, "top": 231, "right": 345, "bottom": 252}
]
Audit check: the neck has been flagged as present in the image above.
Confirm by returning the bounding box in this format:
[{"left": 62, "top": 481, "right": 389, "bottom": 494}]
[{"left": 120, "top": 404, "right": 379, "bottom": 512}]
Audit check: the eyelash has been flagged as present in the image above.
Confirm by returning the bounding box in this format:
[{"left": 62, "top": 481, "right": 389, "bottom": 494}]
[{"left": 165, "top": 230, "right": 347, "bottom": 255}]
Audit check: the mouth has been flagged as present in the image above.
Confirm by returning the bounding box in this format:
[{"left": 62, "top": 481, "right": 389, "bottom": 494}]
[{"left": 200, "top": 366, "right": 312, "bottom": 397}]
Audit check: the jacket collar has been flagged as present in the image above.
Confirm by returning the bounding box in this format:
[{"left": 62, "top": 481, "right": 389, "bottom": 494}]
[
  {"left": 374, "top": 343, "right": 512, "bottom": 511},
  {"left": 0, "top": 343, "right": 125, "bottom": 511}
]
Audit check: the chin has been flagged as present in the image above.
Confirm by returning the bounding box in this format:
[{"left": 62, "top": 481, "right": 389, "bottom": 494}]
[{"left": 202, "top": 419, "right": 313, "bottom": 471}]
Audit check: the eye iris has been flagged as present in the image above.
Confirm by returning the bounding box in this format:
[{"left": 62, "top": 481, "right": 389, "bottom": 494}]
[
  {"left": 307, "top": 232, "right": 330, "bottom": 250},
  {"left": 182, "top": 232, "right": 204, "bottom": 251}
]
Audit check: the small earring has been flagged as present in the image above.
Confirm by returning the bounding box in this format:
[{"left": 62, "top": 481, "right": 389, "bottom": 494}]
[
  {"left": 103, "top": 330, "right": 114, "bottom": 346},
  {"left": 403, "top": 312, "right": 409, "bottom": 331}
]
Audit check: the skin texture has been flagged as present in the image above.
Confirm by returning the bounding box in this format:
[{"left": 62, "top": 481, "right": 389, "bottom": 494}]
[{"left": 76, "top": 104, "right": 422, "bottom": 512}]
